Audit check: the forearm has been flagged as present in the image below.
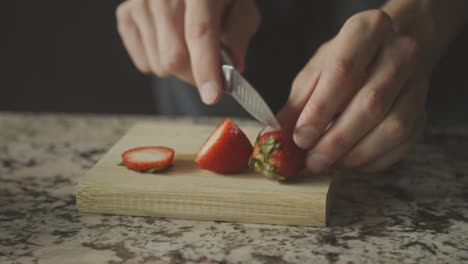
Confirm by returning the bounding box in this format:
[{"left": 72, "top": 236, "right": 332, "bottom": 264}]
[{"left": 382, "top": 0, "right": 468, "bottom": 69}]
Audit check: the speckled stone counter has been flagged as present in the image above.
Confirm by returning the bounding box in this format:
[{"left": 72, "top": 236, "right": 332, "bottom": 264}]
[{"left": 1, "top": 112, "right": 467, "bottom": 264}]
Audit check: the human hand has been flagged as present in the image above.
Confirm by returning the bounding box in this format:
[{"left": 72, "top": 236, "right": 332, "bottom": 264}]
[
  {"left": 116, "top": 0, "right": 260, "bottom": 105},
  {"left": 277, "top": 10, "right": 429, "bottom": 173}
]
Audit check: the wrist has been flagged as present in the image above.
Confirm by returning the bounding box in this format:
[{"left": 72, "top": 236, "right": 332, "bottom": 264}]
[{"left": 382, "top": 0, "right": 468, "bottom": 69}]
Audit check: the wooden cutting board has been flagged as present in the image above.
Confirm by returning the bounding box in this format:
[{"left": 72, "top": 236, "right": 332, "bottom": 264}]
[{"left": 77, "top": 121, "right": 335, "bottom": 226}]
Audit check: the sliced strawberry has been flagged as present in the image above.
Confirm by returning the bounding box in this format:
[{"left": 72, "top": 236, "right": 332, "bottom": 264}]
[
  {"left": 195, "top": 118, "right": 253, "bottom": 174},
  {"left": 121, "top": 146, "right": 175, "bottom": 173},
  {"left": 249, "top": 130, "right": 305, "bottom": 181}
]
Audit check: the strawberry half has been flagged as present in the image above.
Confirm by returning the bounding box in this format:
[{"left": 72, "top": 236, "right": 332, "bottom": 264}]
[
  {"left": 249, "top": 130, "right": 306, "bottom": 181},
  {"left": 195, "top": 118, "right": 253, "bottom": 174},
  {"left": 121, "top": 146, "right": 175, "bottom": 173}
]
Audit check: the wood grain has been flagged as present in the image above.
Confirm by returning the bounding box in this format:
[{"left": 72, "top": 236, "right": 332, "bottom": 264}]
[{"left": 77, "top": 121, "right": 334, "bottom": 226}]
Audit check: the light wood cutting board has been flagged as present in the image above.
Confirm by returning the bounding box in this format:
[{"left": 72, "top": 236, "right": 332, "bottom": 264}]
[{"left": 77, "top": 121, "right": 334, "bottom": 226}]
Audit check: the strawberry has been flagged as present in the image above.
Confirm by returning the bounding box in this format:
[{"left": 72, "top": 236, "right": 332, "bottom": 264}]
[
  {"left": 121, "top": 146, "right": 175, "bottom": 173},
  {"left": 195, "top": 118, "right": 253, "bottom": 174},
  {"left": 249, "top": 130, "right": 306, "bottom": 181}
]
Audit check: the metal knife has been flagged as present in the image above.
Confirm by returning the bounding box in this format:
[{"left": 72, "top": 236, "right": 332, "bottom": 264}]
[{"left": 220, "top": 48, "right": 281, "bottom": 130}]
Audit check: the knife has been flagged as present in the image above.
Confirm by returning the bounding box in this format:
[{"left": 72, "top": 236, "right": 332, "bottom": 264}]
[{"left": 220, "top": 48, "right": 281, "bottom": 130}]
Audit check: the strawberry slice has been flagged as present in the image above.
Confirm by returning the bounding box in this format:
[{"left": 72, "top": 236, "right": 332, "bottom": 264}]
[
  {"left": 195, "top": 118, "right": 253, "bottom": 174},
  {"left": 121, "top": 146, "right": 175, "bottom": 173},
  {"left": 249, "top": 130, "right": 306, "bottom": 181}
]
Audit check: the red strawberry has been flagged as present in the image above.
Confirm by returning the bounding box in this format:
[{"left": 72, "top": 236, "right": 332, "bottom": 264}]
[
  {"left": 195, "top": 118, "right": 253, "bottom": 174},
  {"left": 121, "top": 146, "right": 175, "bottom": 173},
  {"left": 249, "top": 130, "right": 306, "bottom": 181}
]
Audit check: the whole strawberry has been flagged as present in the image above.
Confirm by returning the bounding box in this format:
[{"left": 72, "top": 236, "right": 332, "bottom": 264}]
[{"left": 249, "top": 130, "right": 306, "bottom": 181}]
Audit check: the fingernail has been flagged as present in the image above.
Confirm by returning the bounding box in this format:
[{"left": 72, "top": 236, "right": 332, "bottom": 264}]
[
  {"left": 200, "top": 81, "right": 219, "bottom": 105},
  {"left": 293, "top": 126, "right": 318, "bottom": 149},
  {"left": 306, "top": 153, "right": 331, "bottom": 173}
]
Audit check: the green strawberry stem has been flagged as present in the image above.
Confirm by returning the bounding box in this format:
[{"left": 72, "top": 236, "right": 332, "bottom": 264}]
[{"left": 250, "top": 135, "right": 284, "bottom": 181}]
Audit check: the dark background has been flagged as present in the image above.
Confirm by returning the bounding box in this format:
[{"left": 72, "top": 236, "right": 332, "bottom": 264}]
[
  {"left": 1, "top": 1, "right": 154, "bottom": 114},
  {"left": 1, "top": 1, "right": 467, "bottom": 122}
]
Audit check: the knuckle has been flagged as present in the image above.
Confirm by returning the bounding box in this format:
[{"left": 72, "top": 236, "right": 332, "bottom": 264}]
[
  {"left": 155, "top": 66, "right": 169, "bottom": 77},
  {"left": 130, "top": 0, "right": 147, "bottom": 17},
  {"left": 328, "top": 59, "right": 353, "bottom": 83},
  {"left": 387, "top": 57, "right": 405, "bottom": 79},
  {"left": 155, "top": 69, "right": 169, "bottom": 77},
  {"left": 131, "top": 57, "right": 150, "bottom": 74},
  {"left": 325, "top": 133, "right": 351, "bottom": 152},
  {"left": 115, "top": 3, "right": 135, "bottom": 36},
  {"left": 150, "top": 0, "right": 171, "bottom": 15},
  {"left": 398, "top": 36, "right": 420, "bottom": 61},
  {"left": 147, "top": 60, "right": 165, "bottom": 77},
  {"left": 115, "top": 3, "right": 128, "bottom": 20},
  {"left": 346, "top": 10, "right": 392, "bottom": 35},
  {"left": 303, "top": 102, "right": 327, "bottom": 119},
  {"left": 136, "top": 64, "right": 151, "bottom": 74},
  {"left": 186, "top": 20, "right": 212, "bottom": 39},
  {"left": 362, "top": 88, "right": 388, "bottom": 118},
  {"left": 384, "top": 116, "right": 412, "bottom": 142},
  {"left": 367, "top": 10, "right": 392, "bottom": 30},
  {"left": 345, "top": 12, "right": 368, "bottom": 29},
  {"left": 161, "top": 48, "right": 188, "bottom": 73}
]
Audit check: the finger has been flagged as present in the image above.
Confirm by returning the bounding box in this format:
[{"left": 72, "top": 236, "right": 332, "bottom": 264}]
[
  {"left": 341, "top": 77, "right": 428, "bottom": 169},
  {"left": 150, "top": 0, "right": 194, "bottom": 83},
  {"left": 184, "top": 0, "right": 224, "bottom": 105},
  {"left": 116, "top": 1, "right": 150, "bottom": 73},
  {"left": 304, "top": 35, "right": 420, "bottom": 173},
  {"left": 129, "top": 0, "right": 163, "bottom": 75},
  {"left": 221, "top": 0, "right": 260, "bottom": 72},
  {"left": 276, "top": 60, "right": 321, "bottom": 136},
  {"left": 293, "top": 10, "right": 394, "bottom": 150},
  {"left": 358, "top": 117, "right": 425, "bottom": 173},
  {"left": 275, "top": 41, "right": 333, "bottom": 136}
]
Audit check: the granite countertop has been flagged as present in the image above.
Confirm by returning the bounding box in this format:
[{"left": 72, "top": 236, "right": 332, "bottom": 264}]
[{"left": 0, "top": 112, "right": 467, "bottom": 264}]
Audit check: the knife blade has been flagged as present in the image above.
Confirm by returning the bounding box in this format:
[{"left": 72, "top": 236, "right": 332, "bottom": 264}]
[{"left": 220, "top": 49, "right": 281, "bottom": 130}]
